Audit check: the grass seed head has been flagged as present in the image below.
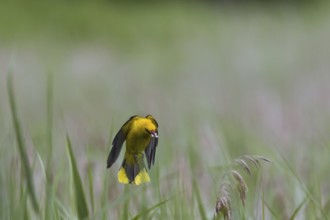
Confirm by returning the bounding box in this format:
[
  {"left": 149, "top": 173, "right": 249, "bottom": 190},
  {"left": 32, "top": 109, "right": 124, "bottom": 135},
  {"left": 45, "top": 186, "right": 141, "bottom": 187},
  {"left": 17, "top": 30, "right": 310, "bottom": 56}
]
[
  {"left": 230, "top": 170, "right": 248, "bottom": 207},
  {"left": 215, "top": 182, "right": 232, "bottom": 220},
  {"left": 235, "top": 159, "right": 252, "bottom": 176}
]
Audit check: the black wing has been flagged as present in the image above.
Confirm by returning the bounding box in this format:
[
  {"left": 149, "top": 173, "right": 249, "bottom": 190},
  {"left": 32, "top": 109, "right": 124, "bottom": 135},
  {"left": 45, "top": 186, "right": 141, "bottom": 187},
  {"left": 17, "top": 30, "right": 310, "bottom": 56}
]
[
  {"left": 106, "top": 116, "right": 137, "bottom": 168},
  {"left": 145, "top": 130, "right": 158, "bottom": 169}
]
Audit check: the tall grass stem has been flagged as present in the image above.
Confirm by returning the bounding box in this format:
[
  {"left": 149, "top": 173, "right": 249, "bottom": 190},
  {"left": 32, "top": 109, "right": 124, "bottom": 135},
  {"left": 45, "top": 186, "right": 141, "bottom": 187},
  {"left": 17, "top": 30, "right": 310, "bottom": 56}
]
[{"left": 7, "top": 71, "right": 40, "bottom": 214}]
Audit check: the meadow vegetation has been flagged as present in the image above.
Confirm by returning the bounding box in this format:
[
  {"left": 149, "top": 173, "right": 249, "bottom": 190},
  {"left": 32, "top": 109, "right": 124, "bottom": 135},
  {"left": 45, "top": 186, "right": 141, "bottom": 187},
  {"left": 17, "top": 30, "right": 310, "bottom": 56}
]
[{"left": 1, "top": 1, "right": 330, "bottom": 219}]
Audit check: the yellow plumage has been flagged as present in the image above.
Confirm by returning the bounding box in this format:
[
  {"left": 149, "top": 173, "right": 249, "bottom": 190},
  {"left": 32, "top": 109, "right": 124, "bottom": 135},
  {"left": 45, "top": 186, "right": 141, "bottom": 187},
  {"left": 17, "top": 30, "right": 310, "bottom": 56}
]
[
  {"left": 118, "top": 167, "right": 150, "bottom": 185},
  {"left": 117, "top": 167, "right": 129, "bottom": 184},
  {"left": 107, "top": 115, "right": 158, "bottom": 185}
]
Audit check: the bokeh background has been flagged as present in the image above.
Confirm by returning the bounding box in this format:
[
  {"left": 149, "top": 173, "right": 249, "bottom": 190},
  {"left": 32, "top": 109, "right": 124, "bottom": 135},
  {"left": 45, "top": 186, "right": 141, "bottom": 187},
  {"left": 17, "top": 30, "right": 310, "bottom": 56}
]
[{"left": 1, "top": 0, "right": 330, "bottom": 219}]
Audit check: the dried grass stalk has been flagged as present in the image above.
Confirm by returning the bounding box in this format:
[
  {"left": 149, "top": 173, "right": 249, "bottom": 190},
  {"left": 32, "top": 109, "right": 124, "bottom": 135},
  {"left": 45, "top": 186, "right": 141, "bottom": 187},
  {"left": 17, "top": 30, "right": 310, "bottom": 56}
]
[
  {"left": 214, "top": 182, "right": 232, "bottom": 220},
  {"left": 230, "top": 170, "right": 248, "bottom": 207},
  {"left": 214, "top": 155, "right": 271, "bottom": 219}
]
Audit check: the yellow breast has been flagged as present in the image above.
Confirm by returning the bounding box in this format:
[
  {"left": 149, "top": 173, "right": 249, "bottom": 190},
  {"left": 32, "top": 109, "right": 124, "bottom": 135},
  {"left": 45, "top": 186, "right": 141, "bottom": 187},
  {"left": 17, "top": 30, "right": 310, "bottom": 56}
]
[{"left": 125, "top": 118, "right": 156, "bottom": 154}]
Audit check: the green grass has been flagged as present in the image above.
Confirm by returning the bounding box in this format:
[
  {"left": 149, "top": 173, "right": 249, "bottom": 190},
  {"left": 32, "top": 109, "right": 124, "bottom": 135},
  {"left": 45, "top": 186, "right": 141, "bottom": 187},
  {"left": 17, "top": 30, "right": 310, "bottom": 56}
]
[
  {"left": 1, "top": 2, "right": 330, "bottom": 219},
  {"left": 66, "top": 135, "right": 89, "bottom": 219},
  {"left": 7, "top": 70, "right": 39, "bottom": 215}
]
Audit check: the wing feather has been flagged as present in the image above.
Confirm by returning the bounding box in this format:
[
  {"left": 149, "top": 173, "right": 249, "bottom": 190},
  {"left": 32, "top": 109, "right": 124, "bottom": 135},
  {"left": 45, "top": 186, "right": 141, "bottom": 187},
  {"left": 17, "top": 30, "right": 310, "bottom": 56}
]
[
  {"left": 145, "top": 136, "right": 158, "bottom": 169},
  {"left": 106, "top": 116, "right": 137, "bottom": 168}
]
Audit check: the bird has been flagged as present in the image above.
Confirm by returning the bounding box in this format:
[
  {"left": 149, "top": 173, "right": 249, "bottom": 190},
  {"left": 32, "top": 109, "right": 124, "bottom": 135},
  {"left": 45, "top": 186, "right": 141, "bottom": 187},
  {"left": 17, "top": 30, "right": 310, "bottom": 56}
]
[{"left": 107, "top": 115, "right": 159, "bottom": 185}]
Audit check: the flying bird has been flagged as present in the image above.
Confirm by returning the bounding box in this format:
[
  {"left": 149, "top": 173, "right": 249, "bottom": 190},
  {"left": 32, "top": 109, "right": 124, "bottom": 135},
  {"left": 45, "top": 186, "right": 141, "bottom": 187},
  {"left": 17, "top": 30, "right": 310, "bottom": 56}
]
[{"left": 107, "top": 115, "right": 159, "bottom": 185}]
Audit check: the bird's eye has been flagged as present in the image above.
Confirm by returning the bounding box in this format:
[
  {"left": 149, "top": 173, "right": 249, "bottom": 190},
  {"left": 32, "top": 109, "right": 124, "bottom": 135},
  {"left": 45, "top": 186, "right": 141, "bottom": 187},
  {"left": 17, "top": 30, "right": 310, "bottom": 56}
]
[{"left": 145, "top": 128, "right": 150, "bottom": 134}]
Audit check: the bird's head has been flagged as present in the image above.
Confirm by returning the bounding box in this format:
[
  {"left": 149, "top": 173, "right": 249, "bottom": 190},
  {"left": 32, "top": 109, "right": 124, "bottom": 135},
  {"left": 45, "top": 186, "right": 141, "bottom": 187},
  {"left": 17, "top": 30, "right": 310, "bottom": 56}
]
[
  {"left": 146, "top": 115, "right": 158, "bottom": 127},
  {"left": 144, "top": 115, "right": 158, "bottom": 138},
  {"left": 144, "top": 128, "right": 158, "bottom": 138}
]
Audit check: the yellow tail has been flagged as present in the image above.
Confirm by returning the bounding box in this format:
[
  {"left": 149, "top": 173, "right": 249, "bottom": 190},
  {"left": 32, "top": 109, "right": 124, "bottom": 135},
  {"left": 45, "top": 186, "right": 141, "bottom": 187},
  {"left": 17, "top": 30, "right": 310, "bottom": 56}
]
[{"left": 117, "top": 157, "right": 150, "bottom": 185}]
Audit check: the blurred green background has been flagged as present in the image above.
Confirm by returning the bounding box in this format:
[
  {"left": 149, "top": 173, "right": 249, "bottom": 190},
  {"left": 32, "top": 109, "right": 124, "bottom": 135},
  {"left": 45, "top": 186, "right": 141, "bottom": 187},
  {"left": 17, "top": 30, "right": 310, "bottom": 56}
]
[{"left": 1, "top": 0, "right": 330, "bottom": 219}]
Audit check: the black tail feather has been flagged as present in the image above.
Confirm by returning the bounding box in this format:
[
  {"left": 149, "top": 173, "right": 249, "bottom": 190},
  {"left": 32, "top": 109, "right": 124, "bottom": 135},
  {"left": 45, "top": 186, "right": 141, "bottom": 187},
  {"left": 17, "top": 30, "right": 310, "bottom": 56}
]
[{"left": 121, "top": 157, "right": 145, "bottom": 183}]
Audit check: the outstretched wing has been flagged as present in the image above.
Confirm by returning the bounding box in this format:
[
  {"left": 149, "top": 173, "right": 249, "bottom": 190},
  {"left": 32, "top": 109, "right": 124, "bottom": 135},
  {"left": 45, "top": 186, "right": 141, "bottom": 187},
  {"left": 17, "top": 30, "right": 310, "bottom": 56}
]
[
  {"left": 106, "top": 116, "right": 137, "bottom": 168},
  {"left": 145, "top": 132, "right": 158, "bottom": 169},
  {"left": 145, "top": 116, "right": 159, "bottom": 169}
]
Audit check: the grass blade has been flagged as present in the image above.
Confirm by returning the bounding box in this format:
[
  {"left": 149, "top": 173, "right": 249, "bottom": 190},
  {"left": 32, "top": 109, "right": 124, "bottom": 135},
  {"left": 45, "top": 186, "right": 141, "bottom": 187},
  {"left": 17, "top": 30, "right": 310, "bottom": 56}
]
[
  {"left": 323, "top": 197, "right": 330, "bottom": 217},
  {"left": 289, "top": 197, "right": 307, "bottom": 220},
  {"left": 121, "top": 187, "right": 130, "bottom": 220},
  {"left": 132, "top": 197, "right": 172, "bottom": 220},
  {"left": 87, "top": 161, "right": 95, "bottom": 214},
  {"left": 46, "top": 72, "right": 54, "bottom": 179},
  {"left": 263, "top": 201, "right": 280, "bottom": 219},
  {"left": 193, "top": 179, "right": 207, "bottom": 220},
  {"left": 45, "top": 72, "right": 54, "bottom": 220},
  {"left": 66, "top": 135, "right": 89, "bottom": 219},
  {"left": 7, "top": 71, "right": 39, "bottom": 214},
  {"left": 67, "top": 135, "right": 88, "bottom": 219}
]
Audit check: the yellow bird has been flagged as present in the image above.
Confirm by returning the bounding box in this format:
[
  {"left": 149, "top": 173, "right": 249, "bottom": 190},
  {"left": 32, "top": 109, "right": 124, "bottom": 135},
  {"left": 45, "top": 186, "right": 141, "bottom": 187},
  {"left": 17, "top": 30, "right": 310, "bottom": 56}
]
[{"left": 107, "top": 115, "right": 159, "bottom": 185}]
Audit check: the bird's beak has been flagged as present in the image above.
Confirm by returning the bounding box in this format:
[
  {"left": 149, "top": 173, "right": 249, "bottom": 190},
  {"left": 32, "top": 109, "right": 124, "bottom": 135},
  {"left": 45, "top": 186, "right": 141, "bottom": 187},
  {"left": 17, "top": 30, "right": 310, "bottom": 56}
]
[{"left": 150, "top": 131, "right": 158, "bottom": 138}]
